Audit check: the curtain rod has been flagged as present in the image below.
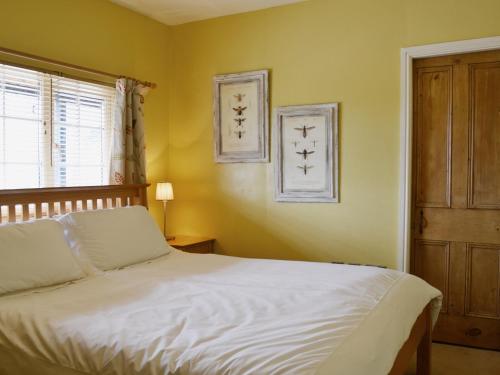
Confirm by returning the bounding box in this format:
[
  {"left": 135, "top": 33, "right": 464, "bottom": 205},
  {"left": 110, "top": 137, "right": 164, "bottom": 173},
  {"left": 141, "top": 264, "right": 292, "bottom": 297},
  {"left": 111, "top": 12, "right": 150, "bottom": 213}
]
[{"left": 0, "top": 46, "right": 157, "bottom": 89}]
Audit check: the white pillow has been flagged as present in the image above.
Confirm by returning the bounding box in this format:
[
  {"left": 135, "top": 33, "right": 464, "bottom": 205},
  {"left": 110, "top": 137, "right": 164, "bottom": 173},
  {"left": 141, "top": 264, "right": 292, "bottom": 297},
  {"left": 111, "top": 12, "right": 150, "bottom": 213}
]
[
  {"left": 0, "top": 219, "right": 85, "bottom": 295},
  {"left": 59, "top": 206, "right": 171, "bottom": 271}
]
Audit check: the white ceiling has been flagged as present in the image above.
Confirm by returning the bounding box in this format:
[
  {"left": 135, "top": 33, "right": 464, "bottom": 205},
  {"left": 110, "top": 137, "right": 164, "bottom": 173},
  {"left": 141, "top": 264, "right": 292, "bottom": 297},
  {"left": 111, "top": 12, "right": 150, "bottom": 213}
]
[{"left": 110, "top": 0, "right": 304, "bottom": 26}]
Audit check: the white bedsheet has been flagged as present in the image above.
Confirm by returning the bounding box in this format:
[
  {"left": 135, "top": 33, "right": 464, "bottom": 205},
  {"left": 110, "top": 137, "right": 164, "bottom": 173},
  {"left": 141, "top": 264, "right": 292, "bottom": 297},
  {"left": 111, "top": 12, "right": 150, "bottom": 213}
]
[{"left": 0, "top": 251, "right": 441, "bottom": 375}]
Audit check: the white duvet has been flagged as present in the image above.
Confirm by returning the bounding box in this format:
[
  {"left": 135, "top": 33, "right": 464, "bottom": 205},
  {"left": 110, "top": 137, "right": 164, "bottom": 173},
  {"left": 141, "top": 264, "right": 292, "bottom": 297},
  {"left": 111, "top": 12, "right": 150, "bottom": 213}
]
[{"left": 0, "top": 250, "right": 441, "bottom": 375}]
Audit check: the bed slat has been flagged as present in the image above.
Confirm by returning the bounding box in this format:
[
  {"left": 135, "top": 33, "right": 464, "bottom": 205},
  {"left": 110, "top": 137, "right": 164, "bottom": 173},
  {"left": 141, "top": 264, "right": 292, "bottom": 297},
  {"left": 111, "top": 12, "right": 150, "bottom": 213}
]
[
  {"left": 22, "top": 204, "right": 30, "bottom": 221},
  {"left": 35, "top": 203, "right": 42, "bottom": 219},
  {"left": 8, "top": 205, "right": 16, "bottom": 222}
]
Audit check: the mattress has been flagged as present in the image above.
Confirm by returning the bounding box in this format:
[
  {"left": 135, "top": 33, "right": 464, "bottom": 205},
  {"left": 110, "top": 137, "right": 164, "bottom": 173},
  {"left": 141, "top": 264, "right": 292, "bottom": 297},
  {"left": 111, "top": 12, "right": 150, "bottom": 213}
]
[{"left": 0, "top": 250, "right": 441, "bottom": 375}]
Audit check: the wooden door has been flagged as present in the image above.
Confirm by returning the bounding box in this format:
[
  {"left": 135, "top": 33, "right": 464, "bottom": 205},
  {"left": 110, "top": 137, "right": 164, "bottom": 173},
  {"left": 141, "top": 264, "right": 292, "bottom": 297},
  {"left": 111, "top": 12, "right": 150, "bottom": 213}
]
[{"left": 411, "top": 50, "right": 500, "bottom": 350}]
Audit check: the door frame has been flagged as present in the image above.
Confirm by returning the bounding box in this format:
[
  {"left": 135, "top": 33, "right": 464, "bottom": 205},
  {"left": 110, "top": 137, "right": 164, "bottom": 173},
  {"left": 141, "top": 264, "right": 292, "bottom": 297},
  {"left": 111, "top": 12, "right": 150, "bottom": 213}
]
[{"left": 398, "top": 36, "right": 500, "bottom": 272}]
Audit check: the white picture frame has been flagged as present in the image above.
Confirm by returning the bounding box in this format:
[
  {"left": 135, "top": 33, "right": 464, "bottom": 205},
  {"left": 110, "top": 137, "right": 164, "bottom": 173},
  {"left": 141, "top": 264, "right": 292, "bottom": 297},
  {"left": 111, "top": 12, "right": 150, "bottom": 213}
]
[
  {"left": 213, "top": 70, "right": 269, "bottom": 163},
  {"left": 274, "top": 103, "right": 339, "bottom": 202}
]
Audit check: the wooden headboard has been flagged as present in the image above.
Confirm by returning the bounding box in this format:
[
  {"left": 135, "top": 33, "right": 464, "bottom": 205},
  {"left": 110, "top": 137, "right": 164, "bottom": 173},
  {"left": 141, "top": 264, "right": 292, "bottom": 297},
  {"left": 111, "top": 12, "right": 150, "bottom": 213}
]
[{"left": 0, "top": 184, "right": 149, "bottom": 224}]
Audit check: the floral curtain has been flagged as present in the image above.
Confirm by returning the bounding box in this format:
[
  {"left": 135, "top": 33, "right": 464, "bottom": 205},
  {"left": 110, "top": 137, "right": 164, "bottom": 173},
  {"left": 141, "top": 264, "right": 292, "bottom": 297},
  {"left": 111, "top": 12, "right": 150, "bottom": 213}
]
[{"left": 110, "top": 78, "right": 150, "bottom": 184}]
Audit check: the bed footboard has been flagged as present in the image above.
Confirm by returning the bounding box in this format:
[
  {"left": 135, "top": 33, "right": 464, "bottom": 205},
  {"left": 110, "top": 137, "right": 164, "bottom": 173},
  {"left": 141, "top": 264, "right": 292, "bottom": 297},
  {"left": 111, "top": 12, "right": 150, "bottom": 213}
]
[{"left": 389, "top": 303, "right": 433, "bottom": 375}]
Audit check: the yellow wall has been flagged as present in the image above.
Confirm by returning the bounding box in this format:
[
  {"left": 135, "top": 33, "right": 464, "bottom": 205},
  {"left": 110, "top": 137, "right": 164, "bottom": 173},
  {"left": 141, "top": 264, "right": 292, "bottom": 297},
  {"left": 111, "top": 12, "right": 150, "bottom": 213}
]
[
  {"left": 168, "top": 0, "right": 500, "bottom": 268},
  {"left": 0, "top": 0, "right": 172, "bottom": 222},
  {"left": 1, "top": 0, "right": 499, "bottom": 268}
]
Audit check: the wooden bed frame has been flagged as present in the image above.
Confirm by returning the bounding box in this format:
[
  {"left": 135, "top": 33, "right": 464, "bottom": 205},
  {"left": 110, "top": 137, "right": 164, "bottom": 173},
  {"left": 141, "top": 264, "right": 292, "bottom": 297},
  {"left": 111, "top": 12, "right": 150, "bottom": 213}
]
[
  {"left": 390, "top": 304, "right": 433, "bottom": 375},
  {"left": 0, "top": 183, "right": 433, "bottom": 374},
  {"left": 0, "top": 184, "right": 149, "bottom": 223}
]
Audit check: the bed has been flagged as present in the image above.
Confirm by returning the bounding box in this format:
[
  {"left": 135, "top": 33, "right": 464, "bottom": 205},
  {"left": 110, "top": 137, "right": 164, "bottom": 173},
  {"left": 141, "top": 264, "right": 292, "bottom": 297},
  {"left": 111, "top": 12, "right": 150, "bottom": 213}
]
[{"left": 0, "top": 184, "right": 442, "bottom": 375}]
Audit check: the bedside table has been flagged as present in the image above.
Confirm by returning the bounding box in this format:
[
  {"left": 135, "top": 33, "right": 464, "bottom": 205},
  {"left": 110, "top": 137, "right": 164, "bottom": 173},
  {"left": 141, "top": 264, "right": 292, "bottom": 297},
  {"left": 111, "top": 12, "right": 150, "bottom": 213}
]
[{"left": 167, "top": 235, "right": 215, "bottom": 254}]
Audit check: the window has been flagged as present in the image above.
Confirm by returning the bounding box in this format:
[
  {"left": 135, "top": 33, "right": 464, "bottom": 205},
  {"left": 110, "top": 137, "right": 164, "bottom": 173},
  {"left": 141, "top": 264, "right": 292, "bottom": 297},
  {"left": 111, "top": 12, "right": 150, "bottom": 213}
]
[{"left": 0, "top": 64, "right": 115, "bottom": 189}]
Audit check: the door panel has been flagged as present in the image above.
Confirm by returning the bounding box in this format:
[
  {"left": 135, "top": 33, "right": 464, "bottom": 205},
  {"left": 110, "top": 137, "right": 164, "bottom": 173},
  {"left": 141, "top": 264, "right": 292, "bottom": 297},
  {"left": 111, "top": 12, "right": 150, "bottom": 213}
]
[
  {"left": 415, "top": 208, "right": 500, "bottom": 244},
  {"left": 433, "top": 315, "right": 500, "bottom": 349},
  {"left": 465, "top": 244, "right": 500, "bottom": 318},
  {"left": 412, "top": 50, "right": 500, "bottom": 350},
  {"left": 451, "top": 64, "right": 469, "bottom": 209},
  {"left": 415, "top": 67, "right": 452, "bottom": 208},
  {"left": 469, "top": 62, "right": 500, "bottom": 208},
  {"left": 413, "top": 240, "right": 449, "bottom": 313},
  {"left": 448, "top": 243, "right": 466, "bottom": 315}
]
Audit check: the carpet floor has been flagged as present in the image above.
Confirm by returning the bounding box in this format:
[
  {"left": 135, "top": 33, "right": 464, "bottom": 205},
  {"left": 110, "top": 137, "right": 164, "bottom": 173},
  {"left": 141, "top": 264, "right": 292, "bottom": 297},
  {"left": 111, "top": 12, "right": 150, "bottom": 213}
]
[{"left": 405, "top": 343, "right": 500, "bottom": 375}]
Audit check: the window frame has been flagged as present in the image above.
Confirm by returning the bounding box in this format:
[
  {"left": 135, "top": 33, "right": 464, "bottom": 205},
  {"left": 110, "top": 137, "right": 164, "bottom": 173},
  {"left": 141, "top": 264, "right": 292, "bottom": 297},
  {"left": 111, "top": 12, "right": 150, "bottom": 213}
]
[{"left": 0, "top": 63, "right": 115, "bottom": 189}]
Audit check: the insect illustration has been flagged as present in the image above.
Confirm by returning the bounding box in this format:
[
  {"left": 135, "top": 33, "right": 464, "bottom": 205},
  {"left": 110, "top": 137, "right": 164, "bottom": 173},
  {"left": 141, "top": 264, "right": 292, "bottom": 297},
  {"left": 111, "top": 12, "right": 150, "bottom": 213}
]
[
  {"left": 232, "top": 106, "right": 247, "bottom": 116},
  {"left": 297, "top": 164, "right": 314, "bottom": 175},
  {"left": 291, "top": 141, "right": 300, "bottom": 148},
  {"left": 234, "top": 130, "right": 246, "bottom": 139},
  {"left": 234, "top": 118, "right": 246, "bottom": 126},
  {"left": 311, "top": 140, "right": 318, "bottom": 148},
  {"left": 294, "top": 125, "right": 316, "bottom": 138},
  {"left": 296, "top": 149, "right": 315, "bottom": 160},
  {"left": 234, "top": 93, "right": 246, "bottom": 102}
]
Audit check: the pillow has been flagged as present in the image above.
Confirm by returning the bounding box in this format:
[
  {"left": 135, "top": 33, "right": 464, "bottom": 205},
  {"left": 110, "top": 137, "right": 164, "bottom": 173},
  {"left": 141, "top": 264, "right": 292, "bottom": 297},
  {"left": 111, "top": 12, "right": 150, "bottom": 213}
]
[
  {"left": 0, "top": 219, "right": 85, "bottom": 295},
  {"left": 59, "top": 206, "right": 171, "bottom": 271}
]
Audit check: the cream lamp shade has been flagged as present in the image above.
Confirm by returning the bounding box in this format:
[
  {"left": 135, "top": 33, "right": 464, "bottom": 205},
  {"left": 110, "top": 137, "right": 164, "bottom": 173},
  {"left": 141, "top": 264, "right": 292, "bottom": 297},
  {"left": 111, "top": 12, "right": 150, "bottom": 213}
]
[{"left": 156, "top": 182, "right": 174, "bottom": 201}]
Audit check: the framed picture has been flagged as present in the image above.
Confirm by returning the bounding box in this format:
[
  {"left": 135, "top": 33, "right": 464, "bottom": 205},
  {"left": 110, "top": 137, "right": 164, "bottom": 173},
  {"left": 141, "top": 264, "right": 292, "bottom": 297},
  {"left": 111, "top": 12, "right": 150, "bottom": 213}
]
[
  {"left": 274, "top": 103, "right": 339, "bottom": 202},
  {"left": 213, "top": 70, "right": 269, "bottom": 163}
]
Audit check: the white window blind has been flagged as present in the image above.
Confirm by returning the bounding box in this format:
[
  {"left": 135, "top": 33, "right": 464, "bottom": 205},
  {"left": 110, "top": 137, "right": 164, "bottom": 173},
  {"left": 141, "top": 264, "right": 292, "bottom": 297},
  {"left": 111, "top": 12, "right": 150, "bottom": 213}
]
[{"left": 0, "top": 64, "right": 115, "bottom": 189}]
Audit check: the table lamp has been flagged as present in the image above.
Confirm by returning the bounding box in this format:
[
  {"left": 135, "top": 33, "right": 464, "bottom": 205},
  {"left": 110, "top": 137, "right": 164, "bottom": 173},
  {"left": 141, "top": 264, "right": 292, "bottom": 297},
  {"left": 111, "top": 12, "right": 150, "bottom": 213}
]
[{"left": 156, "top": 182, "right": 174, "bottom": 240}]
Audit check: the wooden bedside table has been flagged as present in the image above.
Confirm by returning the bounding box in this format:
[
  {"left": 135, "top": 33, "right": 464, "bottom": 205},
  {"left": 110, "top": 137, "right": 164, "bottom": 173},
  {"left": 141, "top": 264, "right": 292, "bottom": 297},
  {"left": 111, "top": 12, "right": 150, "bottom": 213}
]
[{"left": 167, "top": 235, "right": 215, "bottom": 254}]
